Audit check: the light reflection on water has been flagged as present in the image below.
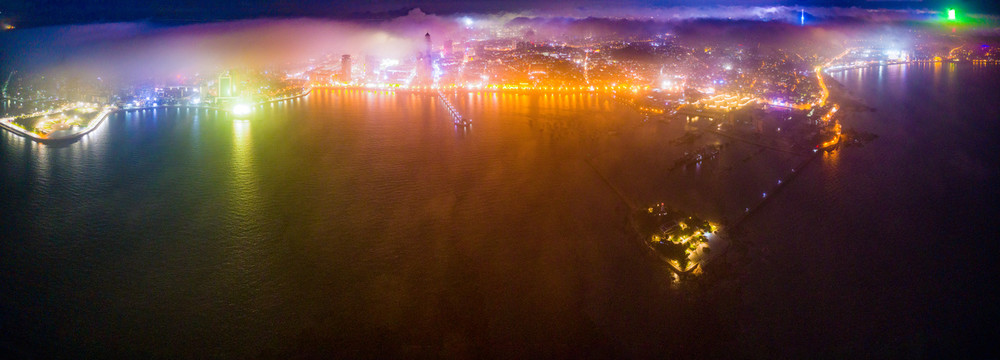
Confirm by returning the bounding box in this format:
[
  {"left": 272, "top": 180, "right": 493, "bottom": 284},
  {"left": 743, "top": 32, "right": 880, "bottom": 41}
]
[
  {"left": 3, "top": 64, "right": 999, "bottom": 357},
  {"left": 229, "top": 118, "right": 259, "bottom": 224}
]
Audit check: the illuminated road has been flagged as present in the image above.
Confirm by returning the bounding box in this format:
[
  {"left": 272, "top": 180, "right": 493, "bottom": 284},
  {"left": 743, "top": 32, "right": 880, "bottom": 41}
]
[
  {"left": 824, "top": 48, "right": 853, "bottom": 68},
  {"left": 813, "top": 48, "right": 852, "bottom": 107},
  {"left": 816, "top": 66, "right": 830, "bottom": 107},
  {"left": 730, "top": 149, "right": 821, "bottom": 230},
  {"left": 948, "top": 45, "right": 964, "bottom": 59}
]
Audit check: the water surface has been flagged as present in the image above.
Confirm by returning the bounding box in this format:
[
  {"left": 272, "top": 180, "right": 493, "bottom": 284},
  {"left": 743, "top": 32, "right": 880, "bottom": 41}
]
[{"left": 2, "top": 64, "right": 999, "bottom": 357}]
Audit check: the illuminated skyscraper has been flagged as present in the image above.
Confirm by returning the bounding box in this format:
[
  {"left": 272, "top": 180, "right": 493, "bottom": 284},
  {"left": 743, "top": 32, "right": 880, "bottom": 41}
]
[
  {"left": 424, "top": 32, "right": 432, "bottom": 58},
  {"left": 218, "top": 73, "right": 233, "bottom": 98},
  {"left": 444, "top": 39, "right": 453, "bottom": 58},
  {"left": 416, "top": 32, "right": 434, "bottom": 84},
  {"left": 341, "top": 54, "right": 352, "bottom": 83}
]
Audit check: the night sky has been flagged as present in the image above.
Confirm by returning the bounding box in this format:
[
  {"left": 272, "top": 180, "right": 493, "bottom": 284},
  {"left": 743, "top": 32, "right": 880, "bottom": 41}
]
[{"left": 3, "top": 0, "right": 999, "bottom": 28}]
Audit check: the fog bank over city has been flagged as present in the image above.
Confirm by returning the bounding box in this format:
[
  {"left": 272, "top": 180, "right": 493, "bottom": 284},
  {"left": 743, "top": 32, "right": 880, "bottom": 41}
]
[
  {"left": 1, "top": 17, "right": 432, "bottom": 81},
  {"left": 2, "top": 5, "right": 997, "bottom": 83}
]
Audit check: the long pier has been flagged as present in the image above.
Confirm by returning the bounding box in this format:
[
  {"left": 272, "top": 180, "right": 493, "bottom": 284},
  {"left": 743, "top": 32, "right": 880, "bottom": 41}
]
[
  {"left": 436, "top": 89, "right": 469, "bottom": 125},
  {"left": 731, "top": 152, "right": 815, "bottom": 228},
  {"left": 724, "top": 60, "right": 844, "bottom": 228},
  {"left": 584, "top": 158, "right": 636, "bottom": 211},
  {"left": 729, "top": 140, "right": 838, "bottom": 230}
]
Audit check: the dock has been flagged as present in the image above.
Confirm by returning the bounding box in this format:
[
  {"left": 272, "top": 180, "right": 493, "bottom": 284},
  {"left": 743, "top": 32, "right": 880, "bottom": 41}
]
[{"left": 437, "top": 90, "right": 470, "bottom": 126}]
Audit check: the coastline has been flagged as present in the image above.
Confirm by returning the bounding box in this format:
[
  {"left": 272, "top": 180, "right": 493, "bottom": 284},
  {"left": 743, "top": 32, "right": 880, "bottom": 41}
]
[
  {"left": 823, "top": 59, "right": 938, "bottom": 74},
  {"left": 0, "top": 107, "right": 116, "bottom": 143},
  {"left": 700, "top": 69, "right": 856, "bottom": 274},
  {"left": 313, "top": 85, "right": 623, "bottom": 96},
  {"left": 0, "top": 87, "right": 312, "bottom": 144}
]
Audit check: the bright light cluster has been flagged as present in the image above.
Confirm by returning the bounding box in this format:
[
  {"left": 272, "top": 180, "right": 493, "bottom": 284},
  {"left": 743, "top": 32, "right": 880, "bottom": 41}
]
[{"left": 232, "top": 104, "right": 252, "bottom": 116}]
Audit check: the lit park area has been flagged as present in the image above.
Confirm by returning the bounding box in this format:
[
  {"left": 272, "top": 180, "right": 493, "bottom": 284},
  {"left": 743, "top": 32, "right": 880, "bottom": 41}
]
[
  {"left": 0, "top": 102, "right": 112, "bottom": 140},
  {"left": 635, "top": 203, "right": 718, "bottom": 276}
]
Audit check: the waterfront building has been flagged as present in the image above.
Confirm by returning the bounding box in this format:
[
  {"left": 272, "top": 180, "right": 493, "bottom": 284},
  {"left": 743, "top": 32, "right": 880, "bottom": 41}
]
[
  {"left": 218, "top": 73, "right": 234, "bottom": 99},
  {"left": 341, "top": 55, "right": 352, "bottom": 83}
]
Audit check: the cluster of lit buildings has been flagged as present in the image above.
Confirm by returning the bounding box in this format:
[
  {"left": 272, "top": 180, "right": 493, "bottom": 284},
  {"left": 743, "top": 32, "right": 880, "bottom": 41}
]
[
  {"left": 4, "top": 14, "right": 985, "bottom": 131},
  {"left": 692, "top": 94, "right": 757, "bottom": 111}
]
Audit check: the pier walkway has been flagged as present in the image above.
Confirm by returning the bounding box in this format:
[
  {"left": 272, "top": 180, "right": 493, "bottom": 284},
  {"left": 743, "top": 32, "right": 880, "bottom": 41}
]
[{"left": 437, "top": 89, "right": 469, "bottom": 125}]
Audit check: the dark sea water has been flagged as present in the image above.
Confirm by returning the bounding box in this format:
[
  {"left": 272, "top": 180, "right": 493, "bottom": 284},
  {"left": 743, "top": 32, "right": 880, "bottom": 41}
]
[
  {"left": 1, "top": 64, "right": 999, "bottom": 358},
  {"left": 739, "top": 62, "right": 1000, "bottom": 357}
]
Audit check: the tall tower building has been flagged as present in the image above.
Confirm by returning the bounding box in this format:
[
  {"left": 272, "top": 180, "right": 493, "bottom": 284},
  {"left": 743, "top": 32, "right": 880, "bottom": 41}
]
[
  {"left": 218, "top": 73, "right": 233, "bottom": 98},
  {"left": 424, "top": 32, "right": 432, "bottom": 58},
  {"left": 341, "top": 54, "right": 352, "bottom": 83},
  {"left": 417, "top": 32, "right": 434, "bottom": 84}
]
